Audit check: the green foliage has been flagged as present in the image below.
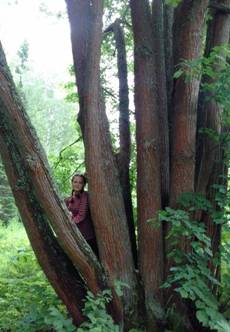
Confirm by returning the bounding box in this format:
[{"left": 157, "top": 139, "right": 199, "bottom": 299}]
[
  {"left": 0, "top": 223, "right": 143, "bottom": 332},
  {"left": 15, "top": 40, "right": 29, "bottom": 75},
  {"left": 77, "top": 290, "right": 119, "bottom": 332},
  {"left": 0, "top": 158, "right": 16, "bottom": 225},
  {"left": 45, "top": 306, "right": 77, "bottom": 332},
  {"left": 0, "top": 222, "right": 76, "bottom": 332},
  {"left": 158, "top": 192, "right": 230, "bottom": 331},
  {"left": 11, "top": 42, "right": 79, "bottom": 158},
  {"left": 49, "top": 141, "right": 85, "bottom": 196},
  {"left": 164, "top": 0, "right": 182, "bottom": 7},
  {"left": 174, "top": 45, "right": 230, "bottom": 117},
  {"left": 63, "top": 65, "right": 79, "bottom": 103},
  {"left": 220, "top": 224, "right": 230, "bottom": 315}
]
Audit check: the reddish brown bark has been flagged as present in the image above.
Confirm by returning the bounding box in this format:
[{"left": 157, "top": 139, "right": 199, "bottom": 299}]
[
  {"left": 196, "top": 0, "right": 230, "bottom": 275},
  {"left": 0, "top": 43, "right": 87, "bottom": 325},
  {"left": 65, "top": 0, "right": 139, "bottom": 328},
  {"left": 104, "top": 18, "right": 137, "bottom": 268},
  {"left": 163, "top": 3, "right": 174, "bottom": 118},
  {"left": 197, "top": 0, "right": 230, "bottom": 194},
  {"left": 152, "top": 0, "right": 170, "bottom": 207},
  {"left": 166, "top": 1, "right": 209, "bottom": 328},
  {"left": 130, "top": 0, "right": 164, "bottom": 329},
  {"left": 170, "top": 0, "right": 209, "bottom": 206}
]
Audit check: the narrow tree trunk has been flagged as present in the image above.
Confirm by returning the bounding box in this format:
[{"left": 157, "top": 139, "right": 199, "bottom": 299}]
[
  {"left": 65, "top": 1, "right": 139, "bottom": 328},
  {"left": 163, "top": 2, "right": 174, "bottom": 120},
  {"left": 130, "top": 0, "right": 164, "bottom": 330},
  {"left": 152, "top": 0, "right": 170, "bottom": 207},
  {"left": 104, "top": 18, "right": 138, "bottom": 268}
]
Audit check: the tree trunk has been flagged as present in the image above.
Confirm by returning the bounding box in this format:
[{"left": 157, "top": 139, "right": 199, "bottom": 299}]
[
  {"left": 163, "top": 2, "right": 174, "bottom": 119},
  {"left": 170, "top": 0, "right": 209, "bottom": 207},
  {"left": 0, "top": 42, "right": 87, "bottom": 325},
  {"left": 65, "top": 0, "right": 139, "bottom": 328},
  {"left": 152, "top": 0, "right": 170, "bottom": 208},
  {"left": 196, "top": 0, "right": 230, "bottom": 278},
  {"left": 196, "top": 0, "right": 230, "bottom": 195},
  {"left": 130, "top": 1, "right": 164, "bottom": 330},
  {"left": 104, "top": 18, "right": 138, "bottom": 269}
]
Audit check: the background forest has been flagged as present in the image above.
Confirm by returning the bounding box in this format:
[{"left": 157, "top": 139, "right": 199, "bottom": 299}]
[{"left": 0, "top": 0, "right": 230, "bottom": 332}]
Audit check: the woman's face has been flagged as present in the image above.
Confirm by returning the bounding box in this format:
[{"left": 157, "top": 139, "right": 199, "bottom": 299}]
[{"left": 72, "top": 176, "right": 84, "bottom": 193}]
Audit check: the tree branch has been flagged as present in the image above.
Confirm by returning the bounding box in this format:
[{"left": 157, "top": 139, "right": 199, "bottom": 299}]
[{"left": 54, "top": 137, "right": 82, "bottom": 169}]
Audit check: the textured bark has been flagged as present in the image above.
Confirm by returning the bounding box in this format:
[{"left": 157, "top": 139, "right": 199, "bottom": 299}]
[
  {"left": 170, "top": 0, "right": 209, "bottom": 206},
  {"left": 105, "top": 18, "right": 137, "bottom": 268},
  {"left": 130, "top": 0, "right": 164, "bottom": 329},
  {"left": 196, "top": 0, "right": 230, "bottom": 194},
  {"left": 196, "top": 0, "right": 230, "bottom": 273},
  {"left": 66, "top": 0, "right": 139, "bottom": 328},
  {"left": 165, "top": 2, "right": 209, "bottom": 328},
  {"left": 152, "top": 0, "right": 170, "bottom": 207},
  {"left": 163, "top": 3, "right": 174, "bottom": 118},
  {"left": 0, "top": 43, "right": 89, "bottom": 325}
]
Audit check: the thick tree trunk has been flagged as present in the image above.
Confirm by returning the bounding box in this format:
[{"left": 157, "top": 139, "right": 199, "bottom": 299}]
[
  {"left": 166, "top": 2, "right": 209, "bottom": 329},
  {"left": 196, "top": 0, "right": 230, "bottom": 277},
  {"left": 65, "top": 1, "right": 139, "bottom": 328},
  {"left": 170, "top": 0, "right": 208, "bottom": 205},
  {"left": 197, "top": 0, "right": 230, "bottom": 195},
  {"left": 130, "top": 0, "right": 164, "bottom": 330},
  {"left": 0, "top": 42, "right": 90, "bottom": 325}
]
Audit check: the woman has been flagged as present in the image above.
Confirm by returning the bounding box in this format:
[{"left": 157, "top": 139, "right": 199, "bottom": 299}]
[{"left": 65, "top": 174, "right": 98, "bottom": 256}]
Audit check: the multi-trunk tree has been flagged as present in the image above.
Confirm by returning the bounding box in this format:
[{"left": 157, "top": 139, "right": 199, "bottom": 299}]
[{"left": 0, "top": 0, "right": 229, "bottom": 331}]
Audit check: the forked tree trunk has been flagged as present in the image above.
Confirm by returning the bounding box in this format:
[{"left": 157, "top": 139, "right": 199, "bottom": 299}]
[
  {"left": 130, "top": 0, "right": 164, "bottom": 330},
  {"left": 65, "top": 0, "right": 139, "bottom": 328}
]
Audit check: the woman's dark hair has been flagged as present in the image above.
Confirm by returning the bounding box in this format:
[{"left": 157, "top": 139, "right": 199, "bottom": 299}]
[
  {"left": 70, "top": 174, "right": 87, "bottom": 198},
  {"left": 71, "top": 173, "right": 87, "bottom": 186}
]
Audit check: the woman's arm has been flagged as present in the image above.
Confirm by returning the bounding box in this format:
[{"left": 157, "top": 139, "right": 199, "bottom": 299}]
[{"left": 73, "top": 192, "right": 89, "bottom": 224}]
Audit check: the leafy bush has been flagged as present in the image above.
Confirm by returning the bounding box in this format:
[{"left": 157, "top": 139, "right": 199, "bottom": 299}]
[
  {"left": 158, "top": 192, "right": 230, "bottom": 332},
  {"left": 77, "top": 290, "right": 119, "bottom": 332}
]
